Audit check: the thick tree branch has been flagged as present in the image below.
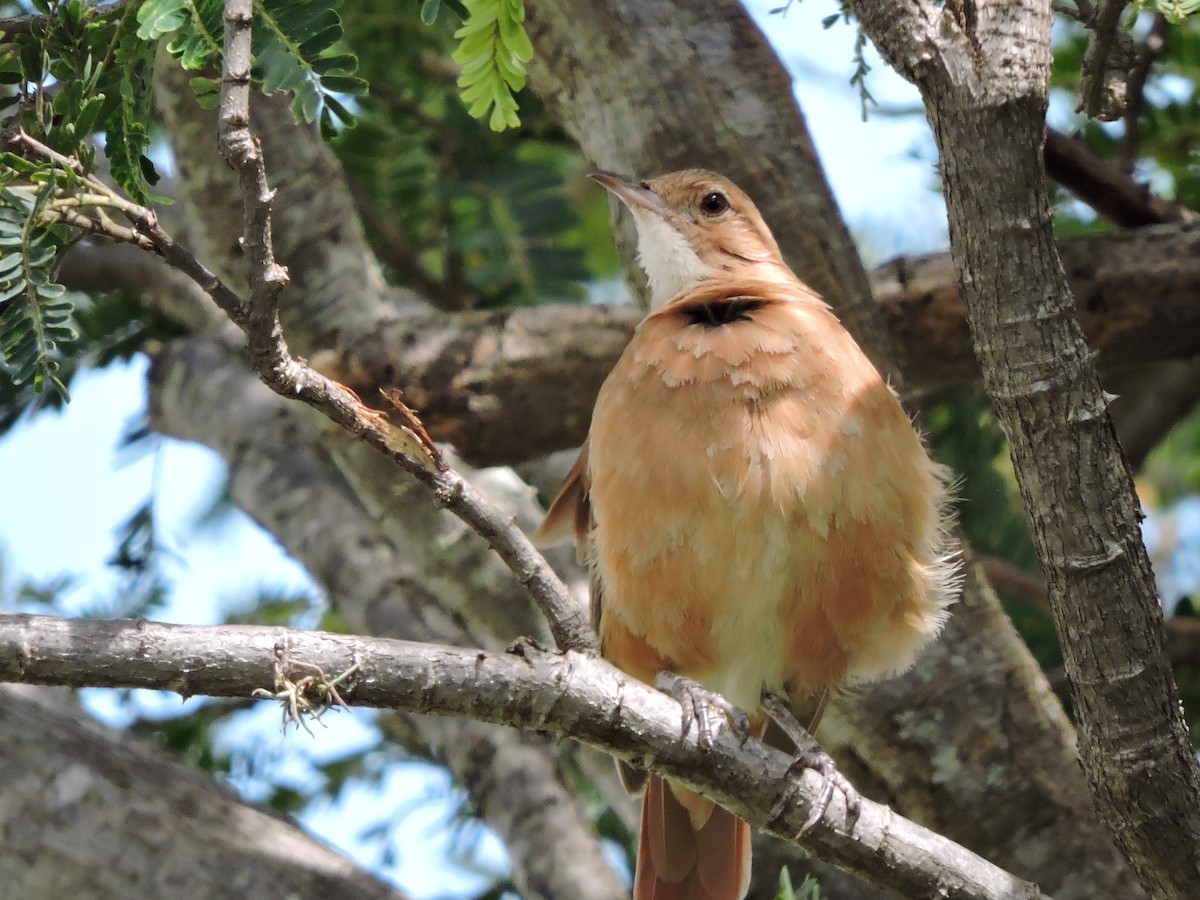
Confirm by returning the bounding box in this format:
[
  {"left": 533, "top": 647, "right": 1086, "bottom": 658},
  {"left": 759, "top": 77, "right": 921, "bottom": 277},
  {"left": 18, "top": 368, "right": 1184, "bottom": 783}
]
[
  {"left": 316, "top": 224, "right": 1200, "bottom": 466},
  {"left": 0, "top": 613, "right": 1050, "bottom": 900},
  {"left": 979, "top": 554, "right": 1200, "bottom": 672},
  {"left": 525, "top": 0, "right": 893, "bottom": 368},
  {"left": 847, "top": 0, "right": 1200, "bottom": 896},
  {"left": 0, "top": 685, "right": 410, "bottom": 900}
]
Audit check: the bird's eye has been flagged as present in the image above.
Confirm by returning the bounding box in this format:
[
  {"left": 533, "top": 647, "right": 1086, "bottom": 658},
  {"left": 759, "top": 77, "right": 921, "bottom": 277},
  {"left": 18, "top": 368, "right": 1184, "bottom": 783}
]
[{"left": 699, "top": 191, "right": 730, "bottom": 216}]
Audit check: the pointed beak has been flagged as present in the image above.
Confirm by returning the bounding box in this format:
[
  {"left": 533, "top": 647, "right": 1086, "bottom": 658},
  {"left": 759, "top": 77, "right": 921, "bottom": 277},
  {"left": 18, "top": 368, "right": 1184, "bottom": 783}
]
[{"left": 588, "top": 170, "right": 670, "bottom": 216}]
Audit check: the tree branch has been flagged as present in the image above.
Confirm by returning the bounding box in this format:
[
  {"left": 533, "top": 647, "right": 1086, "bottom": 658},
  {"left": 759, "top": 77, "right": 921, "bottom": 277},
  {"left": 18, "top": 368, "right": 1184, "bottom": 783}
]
[
  {"left": 1117, "top": 14, "right": 1171, "bottom": 173},
  {"left": 0, "top": 685, "right": 411, "bottom": 900},
  {"left": 1044, "top": 126, "right": 1194, "bottom": 226},
  {"left": 0, "top": 612, "right": 1050, "bottom": 900},
  {"left": 313, "top": 223, "right": 1200, "bottom": 466},
  {"left": 1077, "top": 0, "right": 1134, "bottom": 121}
]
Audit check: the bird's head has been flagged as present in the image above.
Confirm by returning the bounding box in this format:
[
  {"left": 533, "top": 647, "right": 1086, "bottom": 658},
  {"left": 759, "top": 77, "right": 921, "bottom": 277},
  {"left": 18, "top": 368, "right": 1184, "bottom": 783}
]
[{"left": 590, "top": 169, "right": 787, "bottom": 309}]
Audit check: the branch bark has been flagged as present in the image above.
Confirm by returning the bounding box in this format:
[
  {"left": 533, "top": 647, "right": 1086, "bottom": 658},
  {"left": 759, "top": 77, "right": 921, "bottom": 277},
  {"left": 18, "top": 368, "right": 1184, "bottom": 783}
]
[
  {"left": 1044, "top": 126, "right": 1194, "bottom": 226},
  {"left": 845, "top": 0, "right": 1200, "bottom": 895},
  {"left": 0, "top": 613, "right": 1051, "bottom": 900}
]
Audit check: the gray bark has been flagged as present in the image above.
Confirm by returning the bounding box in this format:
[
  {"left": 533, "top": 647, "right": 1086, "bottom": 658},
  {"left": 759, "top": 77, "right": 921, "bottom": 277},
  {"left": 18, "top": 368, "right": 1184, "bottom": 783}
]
[
  {"left": 846, "top": 0, "right": 1200, "bottom": 895},
  {"left": 0, "top": 685, "right": 409, "bottom": 900}
]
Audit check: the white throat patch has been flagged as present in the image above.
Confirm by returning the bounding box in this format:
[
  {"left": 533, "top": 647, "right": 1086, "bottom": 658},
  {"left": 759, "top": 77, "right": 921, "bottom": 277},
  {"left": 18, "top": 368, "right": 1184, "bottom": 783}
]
[{"left": 631, "top": 210, "right": 709, "bottom": 310}]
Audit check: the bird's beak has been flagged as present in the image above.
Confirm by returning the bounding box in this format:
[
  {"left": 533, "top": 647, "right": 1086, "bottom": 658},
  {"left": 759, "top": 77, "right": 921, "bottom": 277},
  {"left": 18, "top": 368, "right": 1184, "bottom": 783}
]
[{"left": 588, "top": 170, "right": 670, "bottom": 216}]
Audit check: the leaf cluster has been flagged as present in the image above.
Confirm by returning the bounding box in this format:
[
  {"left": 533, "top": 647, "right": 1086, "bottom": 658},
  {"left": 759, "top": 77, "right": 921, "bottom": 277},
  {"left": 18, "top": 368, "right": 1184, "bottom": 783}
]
[
  {"left": 0, "top": 0, "right": 371, "bottom": 428},
  {"left": 137, "top": 0, "right": 368, "bottom": 137},
  {"left": 450, "top": 0, "right": 531, "bottom": 131},
  {"left": 0, "top": 177, "right": 75, "bottom": 403}
]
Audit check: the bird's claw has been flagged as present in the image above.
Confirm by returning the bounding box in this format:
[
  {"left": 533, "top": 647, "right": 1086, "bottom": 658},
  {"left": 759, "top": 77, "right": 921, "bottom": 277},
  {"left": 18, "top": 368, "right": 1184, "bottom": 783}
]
[
  {"left": 786, "top": 745, "right": 861, "bottom": 834},
  {"left": 656, "top": 672, "right": 752, "bottom": 749},
  {"left": 760, "top": 690, "right": 860, "bottom": 835}
]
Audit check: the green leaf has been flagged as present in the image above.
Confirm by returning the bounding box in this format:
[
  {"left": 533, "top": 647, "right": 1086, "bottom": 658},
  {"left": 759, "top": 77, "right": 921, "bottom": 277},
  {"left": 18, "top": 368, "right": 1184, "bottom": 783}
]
[
  {"left": 136, "top": 0, "right": 188, "bottom": 40},
  {"left": 420, "top": 0, "right": 442, "bottom": 25}
]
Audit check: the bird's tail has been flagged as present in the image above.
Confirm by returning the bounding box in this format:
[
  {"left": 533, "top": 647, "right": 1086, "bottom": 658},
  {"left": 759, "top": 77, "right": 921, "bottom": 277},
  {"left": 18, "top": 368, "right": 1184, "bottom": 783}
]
[{"left": 634, "top": 774, "right": 751, "bottom": 900}]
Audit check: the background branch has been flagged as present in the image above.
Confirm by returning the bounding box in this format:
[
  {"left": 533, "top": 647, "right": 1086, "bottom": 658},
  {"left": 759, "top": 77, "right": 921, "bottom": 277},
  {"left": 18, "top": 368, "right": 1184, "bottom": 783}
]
[
  {"left": 0, "top": 685, "right": 412, "bottom": 900},
  {"left": 1044, "top": 126, "right": 1193, "bottom": 226}
]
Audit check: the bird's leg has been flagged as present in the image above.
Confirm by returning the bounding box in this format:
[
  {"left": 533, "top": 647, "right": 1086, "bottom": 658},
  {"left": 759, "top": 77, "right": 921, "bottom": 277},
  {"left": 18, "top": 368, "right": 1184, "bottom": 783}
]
[
  {"left": 656, "top": 672, "right": 752, "bottom": 750},
  {"left": 760, "top": 690, "right": 861, "bottom": 834}
]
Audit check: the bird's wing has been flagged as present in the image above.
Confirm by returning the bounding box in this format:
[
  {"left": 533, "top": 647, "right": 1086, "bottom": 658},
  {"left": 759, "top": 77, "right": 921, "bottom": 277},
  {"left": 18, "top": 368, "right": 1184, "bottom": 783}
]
[
  {"left": 532, "top": 439, "right": 591, "bottom": 549},
  {"left": 532, "top": 440, "right": 606, "bottom": 636}
]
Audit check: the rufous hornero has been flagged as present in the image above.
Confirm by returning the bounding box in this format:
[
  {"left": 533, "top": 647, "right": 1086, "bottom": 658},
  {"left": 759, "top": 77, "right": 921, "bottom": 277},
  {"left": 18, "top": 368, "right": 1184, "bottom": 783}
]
[{"left": 534, "top": 169, "right": 959, "bottom": 900}]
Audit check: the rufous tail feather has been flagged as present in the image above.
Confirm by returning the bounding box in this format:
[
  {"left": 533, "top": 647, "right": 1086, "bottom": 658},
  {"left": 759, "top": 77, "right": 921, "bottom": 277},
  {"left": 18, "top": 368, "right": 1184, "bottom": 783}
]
[{"left": 634, "top": 774, "right": 751, "bottom": 900}]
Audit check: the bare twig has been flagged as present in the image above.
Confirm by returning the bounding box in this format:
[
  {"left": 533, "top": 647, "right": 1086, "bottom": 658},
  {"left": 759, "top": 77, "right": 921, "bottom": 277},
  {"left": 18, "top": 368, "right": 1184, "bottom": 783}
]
[
  {"left": 5, "top": 127, "right": 86, "bottom": 175},
  {"left": 8, "top": 2, "right": 594, "bottom": 653},
  {"left": 1077, "top": 0, "right": 1135, "bottom": 121},
  {"left": 0, "top": 612, "right": 1051, "bottom": 900},
  {"left": 1118, "top": 14, "right": 1171, "bottom": 174}
]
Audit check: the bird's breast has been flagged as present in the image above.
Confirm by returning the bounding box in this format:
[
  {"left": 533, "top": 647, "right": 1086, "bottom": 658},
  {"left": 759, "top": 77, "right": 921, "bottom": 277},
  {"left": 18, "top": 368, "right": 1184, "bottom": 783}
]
[{"left": 587, "top": 302, "right": 953, "bottom": 709}]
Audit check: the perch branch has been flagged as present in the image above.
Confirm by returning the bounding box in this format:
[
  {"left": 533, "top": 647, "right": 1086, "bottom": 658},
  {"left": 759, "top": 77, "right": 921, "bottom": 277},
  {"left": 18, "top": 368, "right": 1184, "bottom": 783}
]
[{"left": 0, "top": 612, "right": 1049, "bottom": 900}]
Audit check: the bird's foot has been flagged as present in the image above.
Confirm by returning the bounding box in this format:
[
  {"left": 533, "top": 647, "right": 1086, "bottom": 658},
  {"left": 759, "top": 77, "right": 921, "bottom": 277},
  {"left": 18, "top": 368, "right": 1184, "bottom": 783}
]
[
  {"left": 656, "top": 672, "right": 752, "bottom": 750},
  {"left": 761, "top": 690, "right": 861, "bottom": 835}
]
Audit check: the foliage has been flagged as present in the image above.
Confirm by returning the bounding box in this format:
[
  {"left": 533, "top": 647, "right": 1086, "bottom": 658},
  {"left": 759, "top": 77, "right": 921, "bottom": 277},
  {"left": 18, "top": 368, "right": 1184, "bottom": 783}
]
[
  {"left": 334, "top": 5, "right": 614, "bottom": 309},
  {"left": 135, "top": 0, "right": 367, "bottom": 135},
  {"left": 775, "top": 867, "right": 823, "bottom": 900},
  {"left": 449, "top": 0, "right": 532, "bottom": 131},
  {"left": 0, "top": 178, "right": 76, "bottom": 403}
]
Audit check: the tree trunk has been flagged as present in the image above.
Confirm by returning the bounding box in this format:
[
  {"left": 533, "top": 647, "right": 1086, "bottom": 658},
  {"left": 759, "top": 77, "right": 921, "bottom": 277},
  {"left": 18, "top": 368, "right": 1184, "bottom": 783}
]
[{"left": 847, "top": 0, "right": 1200, "bottom": 895}]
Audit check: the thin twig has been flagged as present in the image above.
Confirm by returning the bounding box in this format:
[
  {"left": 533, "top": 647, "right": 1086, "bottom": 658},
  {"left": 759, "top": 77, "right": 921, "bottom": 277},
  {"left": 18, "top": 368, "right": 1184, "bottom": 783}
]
[
  {"left": 7, "top": 127, "right": 85, "bottom": 175},
  {"left": 1077, "top": 0, "right": 1133, "bottom": 121},
  {"left": 1118, "top": 14, "right": 1170, "bottom": 174}
]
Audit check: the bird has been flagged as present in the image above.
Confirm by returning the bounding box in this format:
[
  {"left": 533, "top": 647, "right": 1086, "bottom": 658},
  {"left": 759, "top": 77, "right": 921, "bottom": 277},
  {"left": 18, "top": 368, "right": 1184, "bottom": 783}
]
[{"left": 534, "top": 169, "right": 958, "bottom": 900}]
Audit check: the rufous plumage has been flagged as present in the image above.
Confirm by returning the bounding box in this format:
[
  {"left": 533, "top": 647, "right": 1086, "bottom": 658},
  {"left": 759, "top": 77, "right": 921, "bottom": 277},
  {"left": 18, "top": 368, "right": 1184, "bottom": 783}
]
[{"left": 536, "top": 169, "right": 958, "bottom": 900}]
